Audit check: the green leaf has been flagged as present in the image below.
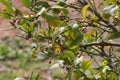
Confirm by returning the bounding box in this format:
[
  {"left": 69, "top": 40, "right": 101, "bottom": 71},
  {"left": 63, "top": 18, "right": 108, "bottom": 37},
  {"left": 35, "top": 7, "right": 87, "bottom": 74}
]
[
  {"left": 0, "top": 0, "right": 14, "bottom": 12},
  {"left": 81, "top": 60, "right": 92, "bottom": 72},
  {"left": 63, "top": 50, "right": 75, "bottom": 60},
  {"left": 51, "top": 5, "right": 69, "bottom": 15},
  {"left": 57, "top": 1, "right": 66, "bottom": 6},
  {"left": 66, "top": 33, "right": 83, "bottom": 49},
  {"left": 59, "top": 50, "right": 75, "bottom": 65},
  {"left": 61, "top": 8, "right": 69, "bottom": 15},
  {"left": 15, "top": 9, "right": 23, "bottom": 16},
  {"left": 107, "top": 71, "right": 118, "bottom": 80},
  {"left": 21, "top": 0, "right": 34, "bottom": 8},
  {"left": 29, "top": 72, "right": 33, "bottom": 80},
  {"left": 41, "top": 12, "right": 60, "bottom": 27},
  {"left": 84, "top": 28, "right": 96, "bottom": 42},
  {"left": 81, "top": 5, "right": 89, "bottom": 18},
  {"left": 104, "top": 0, "right": 116, "bottom": 5},
  {"left": 108, "top": 32, "right": 120, "bottom": 40},
  {"left": 115, "top": 11, "right": 120, "bottom": 20},
  {"left": 52, "top": 8, "right": 61, "bottom": 14},
  {"left": 51, "top": 5, "right": 62, "bottom": 14},
  {"left": 34, "top": 71, "right": 41, "bottom": 80},
  {"left": 37, "top": 1, "right": 50, "bottom": 8},
  {"left": 102, "top": 12, "right": 111, "bottom": 20},
  {"left": 72, "top": 70, "right": 84, "bottom": 80}
]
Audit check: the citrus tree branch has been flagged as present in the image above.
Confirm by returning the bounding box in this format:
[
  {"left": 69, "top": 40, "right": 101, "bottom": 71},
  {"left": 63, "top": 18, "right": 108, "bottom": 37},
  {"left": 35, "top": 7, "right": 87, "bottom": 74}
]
[{"left": 79, "top": 41, "right": 120, "bottom": 47}]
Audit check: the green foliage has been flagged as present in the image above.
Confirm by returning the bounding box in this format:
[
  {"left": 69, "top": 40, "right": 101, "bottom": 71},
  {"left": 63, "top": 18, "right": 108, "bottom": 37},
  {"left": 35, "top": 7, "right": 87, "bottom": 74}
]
[
  {"left": 21, "top": 0, "right": 34, "bottom": 9},
  {"left": 108, "top": 32, "right": 120, "bottom": 39},
  {"left": 1, "top": 0, "right": 120, "bottom": 80}
]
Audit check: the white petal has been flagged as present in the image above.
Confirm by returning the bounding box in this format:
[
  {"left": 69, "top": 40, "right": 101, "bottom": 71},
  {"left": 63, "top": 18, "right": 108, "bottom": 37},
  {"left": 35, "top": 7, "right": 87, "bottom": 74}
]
[
  {"left": 14, "top": 77, "right": 25, "bottom": 80},
  {"left": 74, "top": 56, "right": 84, "bottom": 65},
  {"left": 50, "top": 63, "right": 59, "bottom": 69},
  {"left": 102, "top": 66, "right": 111, "bottom": 73}
]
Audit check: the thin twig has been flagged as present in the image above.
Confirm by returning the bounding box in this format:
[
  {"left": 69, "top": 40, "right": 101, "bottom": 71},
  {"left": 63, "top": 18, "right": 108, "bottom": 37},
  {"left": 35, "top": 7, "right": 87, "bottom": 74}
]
[{"left": 79, "top": 41, "right": 120, "bottom": 47}]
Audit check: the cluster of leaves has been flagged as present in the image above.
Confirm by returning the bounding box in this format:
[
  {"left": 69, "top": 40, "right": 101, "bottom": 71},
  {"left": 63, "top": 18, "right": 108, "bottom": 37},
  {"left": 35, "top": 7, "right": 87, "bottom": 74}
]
[{"left": 1, "top": 0, "right": 120, "bottom": 79}]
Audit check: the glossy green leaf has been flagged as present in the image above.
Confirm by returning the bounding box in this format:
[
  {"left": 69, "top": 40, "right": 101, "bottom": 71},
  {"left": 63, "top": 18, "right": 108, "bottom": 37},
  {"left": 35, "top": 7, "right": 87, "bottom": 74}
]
[{"left": 108, "top": 32, "right": 120, "bottom": 40}]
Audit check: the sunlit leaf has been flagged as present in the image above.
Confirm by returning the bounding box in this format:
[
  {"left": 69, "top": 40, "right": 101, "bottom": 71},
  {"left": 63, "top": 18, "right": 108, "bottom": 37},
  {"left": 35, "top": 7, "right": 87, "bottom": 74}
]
[
  {"left": 81, "top": 5, "right": 89, "bottom": 18},
  {"left": 81, "top": 60, "right": 92, "bottom": 72},
  {"left": 104, "top": 0, "right": 116, "bottom": 4},
  {"left": 54, "top": 43, "right": 61, "bottom": 52},
  {"left": 37, "top": 7, "right": 47, "bottom": 16}
]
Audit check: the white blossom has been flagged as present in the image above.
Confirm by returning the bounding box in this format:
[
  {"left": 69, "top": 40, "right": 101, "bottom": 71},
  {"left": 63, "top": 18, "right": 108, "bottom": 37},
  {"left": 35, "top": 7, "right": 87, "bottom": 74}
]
[
  {"left": 50, "top": 63, "right": 59, "bottom": 69},
  {"left": 14, "top": 77, "right": 25, "bottom": 80},
  {"left": 95, "top": 74, "right": 101, "bottom": 79},
  {"left": 74, "top": 56, "right": 84, "bottom": 65},
  {"left": 102, "top": 66, "right": 111, "bottom": 73},
  {"left": 50, "top": 60, "right": 64, "bottom": 69}
]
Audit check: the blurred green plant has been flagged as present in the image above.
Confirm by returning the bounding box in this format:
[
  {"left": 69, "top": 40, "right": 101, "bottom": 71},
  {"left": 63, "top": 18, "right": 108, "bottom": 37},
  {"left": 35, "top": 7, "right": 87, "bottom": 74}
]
[{"left": 1, "top": 0, "right": 120, "bottom": 80}]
